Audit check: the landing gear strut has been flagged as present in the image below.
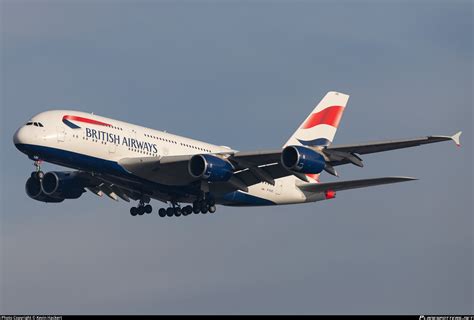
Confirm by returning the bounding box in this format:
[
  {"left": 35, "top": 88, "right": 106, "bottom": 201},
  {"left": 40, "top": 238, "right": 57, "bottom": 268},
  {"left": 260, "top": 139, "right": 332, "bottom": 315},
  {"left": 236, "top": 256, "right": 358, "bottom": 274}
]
[{"left": 32, "top": 159, "right": 44, "bottom": 180}]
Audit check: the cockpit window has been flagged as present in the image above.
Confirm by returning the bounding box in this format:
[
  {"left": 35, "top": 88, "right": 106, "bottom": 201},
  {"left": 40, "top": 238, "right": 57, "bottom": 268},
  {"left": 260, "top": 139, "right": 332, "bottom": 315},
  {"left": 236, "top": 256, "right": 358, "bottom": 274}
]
[
  {"left": 26, "top": 122, "right": 33, "bottom": 126},
  {"left": 31, "top": 122, "right": 44, "bottom": 127},
  {"left": 33, "top": 122, "right": 39, "bottom": 127},
  {"left": 38, "top": 123, "right": 44, "bottom": 127}
]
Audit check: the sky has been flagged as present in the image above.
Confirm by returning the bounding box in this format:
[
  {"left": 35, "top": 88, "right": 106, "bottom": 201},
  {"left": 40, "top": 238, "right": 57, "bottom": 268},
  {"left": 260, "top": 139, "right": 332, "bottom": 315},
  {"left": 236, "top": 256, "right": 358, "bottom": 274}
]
[{"left": 0, "top": 0, "right": 472, "bottom": 315}]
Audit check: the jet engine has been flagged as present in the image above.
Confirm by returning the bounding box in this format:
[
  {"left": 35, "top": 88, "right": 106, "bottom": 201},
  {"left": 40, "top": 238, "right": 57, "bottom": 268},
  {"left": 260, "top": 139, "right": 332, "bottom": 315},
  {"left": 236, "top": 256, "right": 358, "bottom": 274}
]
[
  {"left": 281, "top": 145, "right": 326, "bottom": 174},
  {"left": 188, "top": 154, "right": 234, "bottom": 182},
  {"left": 41, "top": 171, "right": 86, "bottom": 200},
  {"left": 25, "top": 176, "right": 64, "bottom": 203}
]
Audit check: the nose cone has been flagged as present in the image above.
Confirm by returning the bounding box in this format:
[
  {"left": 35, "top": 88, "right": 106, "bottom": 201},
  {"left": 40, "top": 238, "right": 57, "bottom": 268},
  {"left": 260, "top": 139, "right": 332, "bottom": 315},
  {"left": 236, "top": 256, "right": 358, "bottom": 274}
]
[{"left": 13, "top": 126, "right": 28, "bottom": 146}]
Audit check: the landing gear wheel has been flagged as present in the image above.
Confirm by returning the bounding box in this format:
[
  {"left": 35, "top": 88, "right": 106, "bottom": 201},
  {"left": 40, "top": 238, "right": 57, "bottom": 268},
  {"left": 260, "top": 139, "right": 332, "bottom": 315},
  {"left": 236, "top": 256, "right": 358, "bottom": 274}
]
[
  {"left": 130, "top": 207, "right": 138, "bottom": 216},
  {"left": 166, "top": 207, "right": 174, "bottom": 217},
  {"left": 36, "top": 171, "right": 44, "bottom": 180},
  {"left": 201, "top": 204, "right": 209, "bottom": 214},
  {"left": 193, "top": 205, "right": 201, "bottom": 214},
  {"left": 209, "top": 205, "right": 216, "bottom": 213},
  {"left": 174, "top": 208, "right": 181, "bottom": 217},
  {"left": 158, "top": 208, "right": 167, "bottom": 217},
  {"left": 31, "top": 171, "right": 44, "bottom": 180},
  {"left": 185, "top": 205, "right": 193, "bottom": 215},
  {"left": 137, "top": 206, "right": 145, "bottom": 216},
  {"left": 144, "top": 204, "right": 152, "bottom": 214}
]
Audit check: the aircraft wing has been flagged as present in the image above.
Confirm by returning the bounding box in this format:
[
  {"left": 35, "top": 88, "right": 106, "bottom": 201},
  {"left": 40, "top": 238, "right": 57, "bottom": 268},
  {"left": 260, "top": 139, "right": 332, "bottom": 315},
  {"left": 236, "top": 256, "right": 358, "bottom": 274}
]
[
  {"left": 227, "top": 131, "right": 462, "bottom": 168},
  {"left": 48, "top": 171, "right": 144, "bottom": 202},
  {"left": 297, "top": 176, "right": 417, "bottom": 193},
  {"left": 226, "top": 132, "right": 462, "bottom": 180},
  {"left": 324, "top": 132, "right": 462, "bottom": 166},
  {"left": 118, "top": 152, "right": 293, "bottom": 191},
  {"left": 117, "top": 131, "right": 460, "bottom": 191},
  {"left": 228, "top": 149, "right": 282, "bottom": 167},
  {"left": 119, "top": 155, "right": 195, "bottom": 186}
]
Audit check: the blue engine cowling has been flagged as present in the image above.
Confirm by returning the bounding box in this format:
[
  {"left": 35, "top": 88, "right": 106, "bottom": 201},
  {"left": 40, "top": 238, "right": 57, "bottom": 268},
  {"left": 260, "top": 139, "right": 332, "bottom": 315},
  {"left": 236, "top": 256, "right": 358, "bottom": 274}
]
[
  {"left": 281, "top": 145, "right": 326, "bottom": 174},
  {"left": 41, "top": 171, "right": 86, "bottom": 199},
  {"left": 188, "top": 154, "right": 234, "bottom": 182},
  {"left": 25, "top": 176, "right": 64, "bottom": 203}
]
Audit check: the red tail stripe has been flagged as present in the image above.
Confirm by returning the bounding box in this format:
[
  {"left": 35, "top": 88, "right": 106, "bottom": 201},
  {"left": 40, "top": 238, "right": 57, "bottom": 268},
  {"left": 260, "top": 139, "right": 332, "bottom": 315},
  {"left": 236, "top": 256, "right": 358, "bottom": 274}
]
[
  {"left": 301, "top": 105, "right": 344, "bottom": 129},
  {"left": 63, "top": 115, "right": 111, "bottom": 127}
]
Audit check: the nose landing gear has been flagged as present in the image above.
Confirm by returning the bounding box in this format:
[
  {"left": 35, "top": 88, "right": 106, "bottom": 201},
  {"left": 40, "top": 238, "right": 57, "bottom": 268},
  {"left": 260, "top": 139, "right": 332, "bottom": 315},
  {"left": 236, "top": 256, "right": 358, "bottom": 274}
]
[{"left": 32, "top": 159, "right": 44, "bottom": 180}]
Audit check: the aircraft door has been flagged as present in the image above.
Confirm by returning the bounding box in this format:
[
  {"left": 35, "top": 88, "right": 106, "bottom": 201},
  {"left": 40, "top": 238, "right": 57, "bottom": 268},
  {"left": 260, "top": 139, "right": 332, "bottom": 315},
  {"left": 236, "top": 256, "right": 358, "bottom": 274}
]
[
  {"left": 108, "top": 142, "right": 116, "bottom": 154},
  {"left": 275, "top": 179, "right": 283, "bottom": 196},
  {"left": 57, "top": 127, "right": 65, "bottom": 142}
]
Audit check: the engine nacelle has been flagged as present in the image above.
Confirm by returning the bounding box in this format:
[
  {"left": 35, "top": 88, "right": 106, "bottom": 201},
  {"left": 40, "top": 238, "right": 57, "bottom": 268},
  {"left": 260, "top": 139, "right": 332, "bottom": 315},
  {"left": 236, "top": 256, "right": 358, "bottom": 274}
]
[
  {"left": 41, "top": 171, "right": 86, "bottom": 199},
  {"left": 188, "top": 154, "right": 234, "bottom": 182},
  {"left": 25, "top": 177, "right": 64, "bottom": 203},
  {"left": 281, "top": 145, "right": 326, "bottom": 174}
]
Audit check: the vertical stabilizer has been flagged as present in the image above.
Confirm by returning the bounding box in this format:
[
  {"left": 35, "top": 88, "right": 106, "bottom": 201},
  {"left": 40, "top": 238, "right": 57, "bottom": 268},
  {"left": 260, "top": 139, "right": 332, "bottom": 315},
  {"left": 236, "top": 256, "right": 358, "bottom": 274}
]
[
  {"left": 284, "top": 91, "right": 349, "bottom": 183},
  {"left": 284, "top": 91, "right": 349, "bottom": 148}
]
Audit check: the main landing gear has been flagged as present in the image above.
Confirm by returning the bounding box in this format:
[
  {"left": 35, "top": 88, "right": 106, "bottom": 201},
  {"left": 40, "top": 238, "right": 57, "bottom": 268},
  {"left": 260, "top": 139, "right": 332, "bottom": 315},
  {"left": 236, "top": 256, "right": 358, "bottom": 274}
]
[
  {"left": 191, "top": 199, "right": 216, "bottom": 215},
  {"left": 157, "top": 199, "right": 217, "bottom": 218},
  {"left": 130, "top": 198, "right": 152, "bottom": 216},
  {"left": 130, "top": 199, "right": 217, "bottom": 217}
]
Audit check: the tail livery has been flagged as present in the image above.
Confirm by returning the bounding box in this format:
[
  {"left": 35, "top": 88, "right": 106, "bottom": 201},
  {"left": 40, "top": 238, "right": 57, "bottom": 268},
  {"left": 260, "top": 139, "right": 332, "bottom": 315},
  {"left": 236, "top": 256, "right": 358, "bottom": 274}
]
[{"left": 284, "top": 91, "right": 349, "bottom": 148}]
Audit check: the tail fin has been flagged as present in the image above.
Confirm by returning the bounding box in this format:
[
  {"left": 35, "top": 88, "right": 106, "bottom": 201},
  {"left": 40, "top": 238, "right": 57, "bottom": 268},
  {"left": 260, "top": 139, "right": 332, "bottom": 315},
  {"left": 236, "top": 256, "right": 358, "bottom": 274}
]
[{"left": 284, "top": 91, "right": 350, "bottom": 148}]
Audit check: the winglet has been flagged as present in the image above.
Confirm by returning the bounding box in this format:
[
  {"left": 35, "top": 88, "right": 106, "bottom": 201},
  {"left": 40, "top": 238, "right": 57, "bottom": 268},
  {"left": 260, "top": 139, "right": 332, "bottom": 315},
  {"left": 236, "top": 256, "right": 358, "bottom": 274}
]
[{"left": 451, "top": 131, "right": 462, "bottom": 147}]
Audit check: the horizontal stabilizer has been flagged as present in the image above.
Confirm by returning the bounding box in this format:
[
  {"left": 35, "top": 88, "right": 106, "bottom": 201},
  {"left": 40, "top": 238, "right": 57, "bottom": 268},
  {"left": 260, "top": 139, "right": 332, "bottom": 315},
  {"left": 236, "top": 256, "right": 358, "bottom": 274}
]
[{"left": 298, "top": 176, "right": 417, "bottom": 193}]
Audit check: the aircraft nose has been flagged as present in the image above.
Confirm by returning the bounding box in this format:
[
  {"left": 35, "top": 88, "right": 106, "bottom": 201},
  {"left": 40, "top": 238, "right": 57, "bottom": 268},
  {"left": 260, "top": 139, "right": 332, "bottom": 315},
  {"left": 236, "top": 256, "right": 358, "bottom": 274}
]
[{"left": 13, "top": 126, "right": 28, "bottom": 146}]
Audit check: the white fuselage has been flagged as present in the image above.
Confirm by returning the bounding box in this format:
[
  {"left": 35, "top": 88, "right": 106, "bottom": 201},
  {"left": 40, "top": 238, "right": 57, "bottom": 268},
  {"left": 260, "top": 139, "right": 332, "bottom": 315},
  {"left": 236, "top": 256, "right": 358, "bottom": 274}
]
[{"left": 13, "top": 110, "right": 324, "bottom": 206}]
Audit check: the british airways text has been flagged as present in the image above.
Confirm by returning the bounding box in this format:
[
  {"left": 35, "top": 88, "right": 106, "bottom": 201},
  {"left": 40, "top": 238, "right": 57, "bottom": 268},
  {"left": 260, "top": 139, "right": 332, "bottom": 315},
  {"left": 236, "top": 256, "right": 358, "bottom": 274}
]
[{"left": 85, "top": 128, "right": 158, "bottom": 153}]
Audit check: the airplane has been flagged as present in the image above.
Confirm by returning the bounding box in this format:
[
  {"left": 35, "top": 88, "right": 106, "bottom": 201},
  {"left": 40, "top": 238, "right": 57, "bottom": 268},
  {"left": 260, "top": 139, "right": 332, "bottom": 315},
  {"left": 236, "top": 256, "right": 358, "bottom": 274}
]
[{"left": 13, "top": 91, "right": 462, "bottom": 217}]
